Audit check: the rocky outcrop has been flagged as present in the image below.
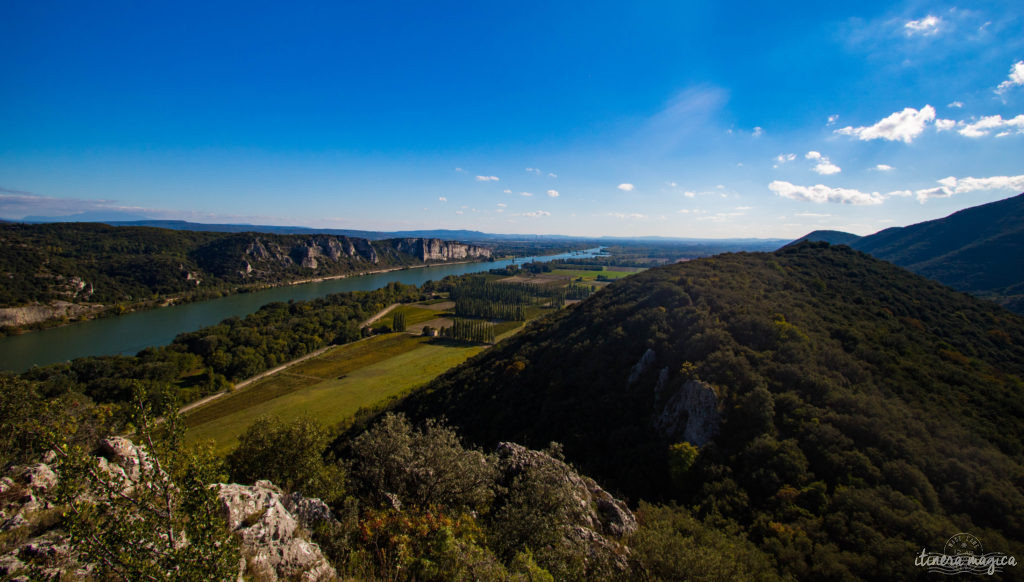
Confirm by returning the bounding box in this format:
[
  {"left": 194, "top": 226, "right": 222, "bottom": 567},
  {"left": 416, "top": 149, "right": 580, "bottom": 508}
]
[
  {"left": 494, "top": 442, "right": 636, "bottom": 573},
  {"left": 0, "top": 301, "right": 103, "bottom": 327},
  {"left": 0, "top": 438, "right": 338, "bottom": 581},
  {"left": 627, "top": 348, "right": 657, "bottom": 385},
  {"left": 654, "top": 378, "right": 721, "bottom": 447},
  {"left": 216, "top": 481, "right": 337, "bottom": 581}
]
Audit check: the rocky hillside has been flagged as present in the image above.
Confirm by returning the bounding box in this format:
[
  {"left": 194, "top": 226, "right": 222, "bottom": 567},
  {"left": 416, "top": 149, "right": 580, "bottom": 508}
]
[
  {"left": 378, "top": 243, "right": 1024, "bottom": 580},
  {"left": 0, "top": 429, "right": 638, "bottom": 581},
  {"left": 789, "top": 193, "right": 1024, "bottom": 313},
  {"left": 0, "top": 222, "right": 490, "bottom": 329}
]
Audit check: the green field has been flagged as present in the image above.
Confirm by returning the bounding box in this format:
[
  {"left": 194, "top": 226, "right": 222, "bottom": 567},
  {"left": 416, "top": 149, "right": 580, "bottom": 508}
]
[
  {"left": 184, "top": 333, "right": 484, "bottom": 454},
  {"left": 375, "top": 305, "right": 443, "bottom": 330},
  {"left": 550, "top": 268, "right": 636, "bottom": 281}
]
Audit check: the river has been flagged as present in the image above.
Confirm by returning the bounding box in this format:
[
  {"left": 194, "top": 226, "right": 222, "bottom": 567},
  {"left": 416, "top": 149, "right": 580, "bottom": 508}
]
[{"left": 0, "top": 248, "right": 602, "bottom": 373}]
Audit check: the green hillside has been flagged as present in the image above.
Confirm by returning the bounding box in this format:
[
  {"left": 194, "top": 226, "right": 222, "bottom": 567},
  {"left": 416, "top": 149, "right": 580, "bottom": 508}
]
[
  {"left": 378, "top": 243, "right": 1024, "bottom": 580},
  {"left": 787, "top": 193, "right": 1024, "bottom": 313}
]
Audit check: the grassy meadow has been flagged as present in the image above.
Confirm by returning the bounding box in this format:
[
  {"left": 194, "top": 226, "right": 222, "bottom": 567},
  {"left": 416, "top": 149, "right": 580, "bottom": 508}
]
[{"left": 184, "top": 333, "right": 485, "bottom": 454}]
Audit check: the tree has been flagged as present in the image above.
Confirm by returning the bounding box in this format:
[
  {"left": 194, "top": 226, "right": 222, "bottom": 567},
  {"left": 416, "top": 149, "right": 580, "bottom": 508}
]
[
  {"left": 50, "top": 389, "right": 240, "bottom": 581},
  {"left": 393, "top": 311, "right": 407, "bottom": 332},
  {"left": 226, "top": 416, "right": 345, "bottom": 504}
]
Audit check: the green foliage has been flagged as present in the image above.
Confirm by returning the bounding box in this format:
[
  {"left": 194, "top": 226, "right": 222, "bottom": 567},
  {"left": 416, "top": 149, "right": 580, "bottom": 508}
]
[
  {"left": 385, "top": 243, "right": 1024, "bottom": 580},
  {"left": 226, "top": 416, "right": 345, "bottom": 503},
  {"left": 667, "top": 442, "right": 699, "bottom": 489},
  {"left": 52, "top": 394, "right": 239, "bottom": 581},
  {"left": 440, "top": 318, "right": 497, "bottom": 343},
  {"left": 345, "top": 413, "right": 496, "bottom": 512},
  {"left": 630, "top": 502, "right": 785, "bottom": 582},
  {"left": 392, "top": 310, "right": 407, "bottom": 332}
]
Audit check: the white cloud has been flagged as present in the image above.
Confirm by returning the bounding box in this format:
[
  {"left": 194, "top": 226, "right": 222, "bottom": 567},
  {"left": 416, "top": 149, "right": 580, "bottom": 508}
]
[
  {"left": 835, "top": 105, "right": 936, "bottom": 143},
  {"left": 522, "top": 210, "right": 551, "bottom": 217},
  {"left": 497, "top": 203, "right": 507, "bottom": 207},
  {"left": 915, "top": 174, "right": 1024, "bottom": 202},
  {"left": 769, "top": 180, "right": 884, "bottom": 205},
  {"left": 935, "top": 118, "right": 956, "bottom": 131},
  {"left": 455, "top": 210, "right": 464, "bottom": 215},
  {"left": 525, "top": 167, "right": 541, "bottom": 174},
  {"left": 547, "top": 190, "right": 559, "bottom": 198},
  {"left": 548, "top": 172, "right": 557, "bottom": 178},
  {"left": 503, "top": 189, "right": 512, "bottom": 194},
  {"left": 805, "top": 151, "right": 841, "bottom": 175},
  {"left": 617, "top": 183, "right": 635, "bottom": 192},
  {"left": 438, "top": 196, "right": 447, "bottom": 202},
  {"left": 887, "top": 189, "right": 913, "bottom": 197},
  {"left": 875, "top": 164, "right": 894, "bottom": 171},
  {"left": 609, "top": 212, "right": 647, "bottom": 220},
  {"left": 667, "top": 181, "right": 678, "bottom": 187},
  {"left": 455, "top": 167, "right": 465, "bottom": 173},
  {"left": 996, "top": 61, "right": 1024, "bottom": 94},
  {"left": 683, "top": 191, "right": 696, "bottom": 198},
  {"left": 519, "top": 191, "right": 533, "bottom": 197},
  {"left": 774, "top": 153, "right": 797, "bottom": 165},
  {"left": 752, "top": 126, "right": 764, "bottom": 137},
  {"left": 827, "top": 114, "right": 839, "bottom": 126},
  {"left": 475, "top": 175, "right": 500, "bottom": 181},
  {"left": 958, "top": 114, "right": 1024, "bottom": 138},
  {"left": 904, "top": 15, "right": 942, "bottom": 36},
  {"left": 948, "top": 101, "right": 964, "bottom": 109},
  {"left": 795, "top": 212, "right": 832, "bottom": 217},
  {"left": 735, "top": 206, "right": 753, "bottom": 210},
  {"left": 813, "top": 160, "right": 842, "bottom": 175}
]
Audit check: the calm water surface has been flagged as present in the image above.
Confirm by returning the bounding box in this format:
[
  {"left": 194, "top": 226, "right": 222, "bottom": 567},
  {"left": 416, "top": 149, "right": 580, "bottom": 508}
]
[{"left": 0, "top": 249, "right": 601, "bottom": 372}]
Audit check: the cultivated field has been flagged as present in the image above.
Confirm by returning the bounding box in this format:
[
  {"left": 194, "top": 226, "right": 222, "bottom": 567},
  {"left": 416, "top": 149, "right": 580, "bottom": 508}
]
[{"left": 184, "top": 333, "right": 484, "bottom": 453}]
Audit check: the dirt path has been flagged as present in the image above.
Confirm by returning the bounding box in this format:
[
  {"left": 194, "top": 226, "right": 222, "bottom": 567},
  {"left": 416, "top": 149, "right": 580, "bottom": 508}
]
[{"left": 178, "top": 303, "right": 401, "bottom": 416}]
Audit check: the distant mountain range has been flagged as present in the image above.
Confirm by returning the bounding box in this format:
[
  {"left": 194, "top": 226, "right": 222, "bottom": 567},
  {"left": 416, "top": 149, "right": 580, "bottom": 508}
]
[
  {"left": 15, "top": 217, "right": 788, "bottom": 247},
  {"left": 789, "top": 193, "right": 1024, "bottom": 313}
]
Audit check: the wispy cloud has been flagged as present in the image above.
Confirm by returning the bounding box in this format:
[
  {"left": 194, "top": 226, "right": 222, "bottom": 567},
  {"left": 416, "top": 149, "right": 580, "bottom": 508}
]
[
  {"left": 438, "top": 196, "right": 447, "bottom": 202},
  {"left": 475, "top": 175, "right": 500, "bottom": 182},
  {"left": 874, "top": 164, "right": 894, "bottom": 171},
  {"left": 617, "top": 183, "right": 635, "bottom": 192},
  {"left": 996, "top": 61, "right": 1024, "bottom": 94},
  {"left": 608, "top": 212, "right": 647, "bottom": 220},
  {"left": 547, "top": 190, "right": 559, "bottom": 198},
  {"left": 915, "top": 174, "right": 1024, "bottom": 202},
  {"left": 947, "top": 101, "right": 964, "bottom": 109},
  {"left": 774, "top": 153, "right": 796, "bottom": 167},
  {"left": 769, "top": 180, "right": 884, "bottom": 205},
  {"left": 519, "top": 191, "right": 534, "bottom": 197},
  {"left": 958, "top": 114, "right": 1024, "bottom": 137},
  {"left": 827, "top": 114, "right": 839, "bottom": 126},
  {"left": 904, "top": 15, "right": 942, "bottom": 36},
  {"left": 525, "top": 167, "right": 541, "bottom": 175},
  {"left": 835, "top": 105, "right": 936, "bottom": 143},
  {"left": 752, "top": 126, "right": 764, "bottom": 137},
  {"left": 521, "top": 210, "right": 551, "bottom": 217}
]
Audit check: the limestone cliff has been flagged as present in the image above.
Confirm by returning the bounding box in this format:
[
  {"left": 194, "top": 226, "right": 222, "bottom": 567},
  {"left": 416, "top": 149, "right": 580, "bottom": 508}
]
[{"left": 391, "top": 237, "right": 492, "bottom": 262}]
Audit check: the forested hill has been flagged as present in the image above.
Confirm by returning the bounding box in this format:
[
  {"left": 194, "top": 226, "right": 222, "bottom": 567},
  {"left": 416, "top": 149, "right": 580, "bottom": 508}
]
[
  {"left": 0, "top": 222, "right": 490, "bottom": 326},
  {"left": 381, "top": 242, "right": 1024, "bottom": 580},
  {"left": 788, "top": 193, "right": 1024, "bottom": 313}
]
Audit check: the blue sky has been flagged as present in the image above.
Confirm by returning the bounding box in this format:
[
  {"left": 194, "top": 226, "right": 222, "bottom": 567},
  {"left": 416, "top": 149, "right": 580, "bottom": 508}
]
[{"left": 1, "top": 1, "right": 1022, "bottom": 238}]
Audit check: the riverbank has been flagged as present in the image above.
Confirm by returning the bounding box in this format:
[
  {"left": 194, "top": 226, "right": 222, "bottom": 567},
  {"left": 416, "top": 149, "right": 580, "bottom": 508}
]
[{"left": 0, "top": 258, "right": 490, "bottom": 337}]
